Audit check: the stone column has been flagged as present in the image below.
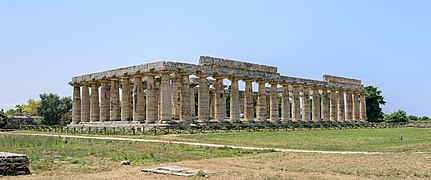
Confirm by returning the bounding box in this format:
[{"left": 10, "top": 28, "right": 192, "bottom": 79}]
[
  {"left": 81, "top": 83, "right": 90, "bottom": 123},
  {"left": 171, "top": 76, "right": 181, "bottom": 120},
  {"left": 110, "top": 78, "right": 121, "bottom": 121},
  {"left": 269, "top": 83, "right": 279, "bottom": 123},
  {"left": 132, "top": 75, "right": 145, "bottom": 122},
  {"left": 100, "top": 80, "right": 110, "bottom": 122},
  {"left": 209, "top": 91, "right": 215, "bottom": 119},
  {"left": 121, "top": 76, "right": 132, "bottom": 121},
  {"left": 320, "top": 89, "right": 330, "bottom": 121},
  {"left": 345, "top": 90, "right": 353, "bottom": 121},
  {"left": 244, "top": 80, "right": 254, "bottom": 123},
  {"left": 257, "top": 81, "right": 267, "bottom": 122},
  {"left": 311, "top": 87, "right": 321, "bottom": 122},
  {"left": 230, "top": 78, "right": 240, "bottom": 123},
  {"left": 160, "top": 71, "right": 173, "bottom": 123},
  {"left": 239, "top": 92, "right": 244, "bottom": 115},
  {"left": 352, "top": 92, "right": 360, "bottom": 121},
  {"left": 214, "top": 78, "right": 226, "bottom": 122},
  {"left": 146, "top": 73, "right": 158, "bottom": 124},
  {"left": 198, "top": 75, "right": 209, "bottom": 123},
  {"left": 71, "top": 84, "right": 81, "bottom": 124},
  {"left": 360, "top": 92, "right": 367, "bottom": 121},
  {"left": 180, "top": 74, "right": 192, "bottom": 123},
  {"left": 301, "top": 87, "right": 310, "bottom": 122},
  {"left": 329, "top": 89, "right": 338, "bottom": 121},
  {"left": 90, "top": 81, "right": 100, "bottom": 122},
  {"left": 190, "top": 85, "right": 196, "bottom": 120},
  {"left": 281, "top": 84, "right": 290, "bottom": 122},
  {"left": 337, "top": 90, "right": 345, "bottom": 121},
  {"left": 291, "top": 85, "right": 301, "bottom": 122}
]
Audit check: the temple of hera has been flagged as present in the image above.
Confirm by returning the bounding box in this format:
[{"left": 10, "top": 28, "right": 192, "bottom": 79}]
[{"left": 69, "top": 56, "right": 367, "bottom": 127}]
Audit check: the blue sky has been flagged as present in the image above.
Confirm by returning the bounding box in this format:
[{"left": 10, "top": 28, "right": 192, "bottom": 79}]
[{"left": 0, "top": 1, "right": 430, "bottom": 116}]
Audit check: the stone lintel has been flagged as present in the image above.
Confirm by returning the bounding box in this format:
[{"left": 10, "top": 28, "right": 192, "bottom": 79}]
[
  {"left": 323, "top": 75, "right": 362, "bottom": 86},
  {"left": 199, "top": 56, "right": 278, "bottom": 74}
]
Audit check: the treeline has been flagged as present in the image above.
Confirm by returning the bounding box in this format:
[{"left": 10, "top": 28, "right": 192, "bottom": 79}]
[{"left": 0, "top": 93, "right": 72, "bottom": 127}]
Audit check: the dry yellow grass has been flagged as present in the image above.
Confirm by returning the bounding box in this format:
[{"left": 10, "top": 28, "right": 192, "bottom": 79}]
[{"left": 9, "top": 152, "right": 431, "bottom": 180}]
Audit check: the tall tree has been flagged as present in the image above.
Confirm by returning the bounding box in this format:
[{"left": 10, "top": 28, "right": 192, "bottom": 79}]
[
  {"left": 37, "top": 93, "right": 72, "bottom": 125},
  {"left": 365, "top": 86, "right": 386, "bottom": 122},
  {"left": 0, "top": 109, "right": 7, "bottom": 128}
]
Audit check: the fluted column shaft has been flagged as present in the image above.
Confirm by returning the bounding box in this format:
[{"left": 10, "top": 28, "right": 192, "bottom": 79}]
[
  {"left": 90, "top": 81, "right": 100, "bottom": 122},
  {"left": 146, "top": 74, "right": 158, "bottom": 123},
  {"left": 171, "top": 77, "right": 181, "bottom": 120},
  {"left": 180, "top": 74, "right": 192, "bottom": 123},
  {"left": 133, "top": 75, "right": 145, "bottom": 122},
  {"left": 301, "top": 87, "right": 310, "bottom": 121},
  {"left": 345, "top": 91, "right": 353, "bottom": 121},
  {"left": 291, "top": 86, "right": 301, "bottom": 121},
  {"left": 269, "top": 83, "right": 279, "bottom": 122},
  {"left": 360, "top": 92, "right": 367, "bottom": 121},
  {"left": 72, "top": 85, "right": 81, "bottom": 124},
  {"left": 110, "top": 78, "right": 121, "bottom": 121},
  {"left": 81, "top": 84, "right": 90, "bottom": 123},
  {"left": 337, "top": 90, "right": 345, "bottom": 121},
  {"left": 230, "top": 78, "right": 240, "bottom": 123},
  {"left": 244, "top": 80, "right": 254, "bottom": 122},
  {"left": 121, "top": 77, "right": 132, "bottom": 121},
  {"left": 311, "top": 88, "right": 320, "bottom": 121},
  {"left": 281, "top": 84, "right": 290, "bottom": 122},
  {"left": 100, "top": 80, "right": 110, "bottom": 122},
  {"left": 160, "top": 72, "right": 172, "bottom": 123},
  {"left": 190, "top": 85, "right": 196, "bottom": 120},
  {"left": 257, "top": 82, "right": 267, "bottom": 121},
  {"left": 321, "top": 89, "right": 330, "bottom": 121},
  {"left": 352, "top": 92, "right": 360, "bottom": 121},
  {"left": 329, "top": 89, "right": 338, "bottom": 121},
  {"left": 210, "top": 91, "right": 215, "bottom": 119},
  {"left": 198, "top": 75, "right": 209, "bottom": 122},
  {"left": 214, "top": 78, "right": 226, "bottom": 122}
]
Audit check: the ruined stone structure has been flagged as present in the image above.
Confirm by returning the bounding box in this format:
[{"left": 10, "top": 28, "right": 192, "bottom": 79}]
[
  {"left": 0, "top": 152, "right": 31, "bottom": 176},
  {"left": 69, "top": 56, "right": 367, "bottom": 127}
]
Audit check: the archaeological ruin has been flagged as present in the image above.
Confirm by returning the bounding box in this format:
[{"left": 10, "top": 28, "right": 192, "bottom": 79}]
[{"left": 69, "top": 56, "right": 367, "bottom": 128}]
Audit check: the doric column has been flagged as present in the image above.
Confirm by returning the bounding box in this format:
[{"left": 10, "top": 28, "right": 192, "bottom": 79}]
[
  {"left": 198, "top": 75, "right": 209, "bottom": 123},
  {"left": 311, "top": 87, "right": 321, "bottom": 122},
  {"left": 100, "top": 80, "right": 110, "bottom": 122},
  {"left": 345, "top": 90, "right": 353, "bottom": 121},
  {"left": 244, "top": 80, "right": 254, "bottom": 123},
  {"left": 291, "top": 85, "right": 301, "bottom": 122},
  {"left": 209, "top": 91, "right": 215, "bottom": 119},
  {"left": 180, "top": 74, "right": 192, "bottom": 123},
  {"left": 110, "top": 78, "right": 121, "bottom": 121},
  {"left": 281, "top": 84, "right": 290, "bottom": 122},
  {"left": 171, "top": 76, "right": 181, "bottom": 120},
  {"left": 81, "top": 83, "right": 90, "bottom": 123},
  {"left": 360, "top": 92, "right": 367, "bottom": 121},
  {"left": 145, "top": 73, "right": 158, "bottom": 124},
  {"left": 256, "top": 81, "right": 267, "bottom": 121},
  {"left": 190, "top": 84, "right": 196, "bottom": 120},
  {"left": 160, "top": 71, "right": 173, "bottom": 123},
  {"left": 301, "top": 87, "right": 310, "bottom": 121},
  {"left": 269, "top": 83, "right": 279, "bottom": 123},
  {"left": 337, "top": 89, "right": 345, "bottom": 121},
  {"left": 230, "top": 78, "right": 240, "bottom": 123},
  {"left": 71, "top": 84, "right": 81, "bottom": 124},
  {"left": 352, "top": 92, "right": 360, "bottom": 121},
  {"left": 214, "top": 77, "right": 226, "bottom": 122},
  {"left": 239, "top": 92, "right": 244, "bottom": 115},
  {"left": 132, "top": 75, "right": 145, "bottom": 122},
  {"left": 320, "top": 88, "right": 330, "bottom": 121},
  {"left": 90, "top": 81, "right": 100, "bottom": 122},
  {"left": 329, "top": 89, "right": 338, "bottom": 121},
  {"left": 121, "top": 76, "right": 132, "bottom": 121}
]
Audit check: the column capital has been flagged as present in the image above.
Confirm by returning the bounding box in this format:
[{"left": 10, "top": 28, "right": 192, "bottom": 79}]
[
  {"left": 89, "top": 80, "right": 99, "bottom": 84},
  {"left": 160, "top": 70, "right": 173, "bottom": 74},
  {"left": 120, "top": 76, "right": 130, "bottom": 80},
  {"left": 242, "top": 79, "right": 254, "bottom": 83},
  {"left": 110, "top": 77, "right": 120, "bottom": 81},
  {"left": 256, "top": 80, "right": 267, "bottom": 84},
  {"left": 132, "top": 74, "right": 144, "bottom": 78},
  {"left": 70, "top": 82, "right": 81, "bottom": 87}
]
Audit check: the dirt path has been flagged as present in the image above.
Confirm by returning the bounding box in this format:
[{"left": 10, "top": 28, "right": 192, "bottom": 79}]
[{"left": 0, "top": 131, "right": 379, "bottom": 155}]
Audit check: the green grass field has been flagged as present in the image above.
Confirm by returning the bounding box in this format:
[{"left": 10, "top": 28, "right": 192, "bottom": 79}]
[
  {"left": 0, "top": 134, "right": 269, "bottom": 174},
  {"left": 173, "top": 128, "right": 431, "bottom": 152}
]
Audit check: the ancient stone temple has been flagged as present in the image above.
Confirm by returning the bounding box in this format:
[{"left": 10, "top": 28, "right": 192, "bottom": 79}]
[{"left": 69, "top": 56, "right": 367, "bottom": 127}]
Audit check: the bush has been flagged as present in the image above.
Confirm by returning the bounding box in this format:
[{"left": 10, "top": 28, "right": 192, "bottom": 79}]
[{"left": 384, "top": 110, "right": 408, "bottom": 122}]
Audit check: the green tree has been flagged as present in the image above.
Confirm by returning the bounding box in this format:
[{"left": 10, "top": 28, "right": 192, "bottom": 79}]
[
  {"left": 384, "top": 109, "right": 408, "bottom": 122},
  {"left": 37, "top": 93, "right": 72, "bottom": 125},
  {"left": 20, "top": 99, "right": 40, "bottom": 115},
  {"left": 365, "top": 86, "right": 386, "bottom": 122},
  {"left": 0, "top": 109, "right": 7, "bottom": 128}
]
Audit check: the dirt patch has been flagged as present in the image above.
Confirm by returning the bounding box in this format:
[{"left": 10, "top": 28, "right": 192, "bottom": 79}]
[{"left": 9, "top": 152, "right": 431, "bottom": 180}]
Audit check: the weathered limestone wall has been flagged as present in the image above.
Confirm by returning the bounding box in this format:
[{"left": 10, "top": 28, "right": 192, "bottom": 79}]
[{"left": 0, "top": 152, "right": 31, "bottom": 176}]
